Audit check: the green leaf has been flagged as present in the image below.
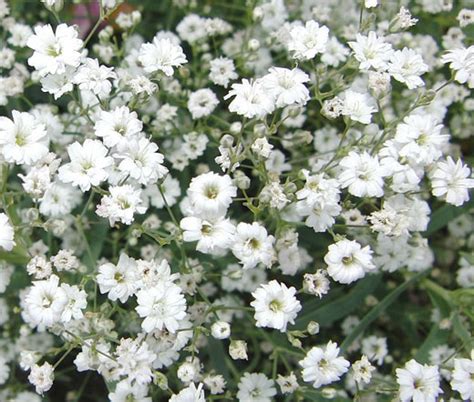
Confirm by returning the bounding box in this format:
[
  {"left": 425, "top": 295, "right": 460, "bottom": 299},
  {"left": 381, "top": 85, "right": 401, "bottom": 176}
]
[
  {"left": 340, "top": 270, "right": 429, "bottom": 353},
  {"left": 81, "top": 221, "right": 109, "bottom": 270},
  {"left": 295, "top": 274, "right": 382, "bottom": 330},
  {"left": 424, "top": 197, "right": 474, "bottom": 236},
  {"left": 452, "top": 313, "right": 474, "bottom": 352},
  {"left": 415, "top": 325, "right": 450, "bottom": 364},
  {"left": 207, "top": 338, "right": 231, "bottom": 381}
]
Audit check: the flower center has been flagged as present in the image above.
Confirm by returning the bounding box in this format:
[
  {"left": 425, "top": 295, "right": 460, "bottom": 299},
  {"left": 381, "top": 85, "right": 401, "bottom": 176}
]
[
  {"left": 269, "top": 299, "right": 282, "bottom": 312},
  {"left": 205, "top": 186, "right": 219, "bottom": 199}
]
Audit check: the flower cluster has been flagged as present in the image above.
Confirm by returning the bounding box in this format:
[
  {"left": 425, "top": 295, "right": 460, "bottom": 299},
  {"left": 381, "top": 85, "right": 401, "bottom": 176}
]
[{"left": 0, "top": 0, "right": 474, "bottom": 401}]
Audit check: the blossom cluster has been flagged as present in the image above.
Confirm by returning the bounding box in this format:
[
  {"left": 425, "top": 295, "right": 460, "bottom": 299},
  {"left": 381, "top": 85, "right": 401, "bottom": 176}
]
[{"left": 0, "top": 0, "right": 474, "bottom": 401}]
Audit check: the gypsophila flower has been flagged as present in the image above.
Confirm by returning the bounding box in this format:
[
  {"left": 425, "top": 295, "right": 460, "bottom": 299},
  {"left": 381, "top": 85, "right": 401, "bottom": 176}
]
[
  {"left": 73, "top": 58, "right": 117, "bottom": 99},
  {"left": 303, "top": 270, "right": 330, "bottom": 298},
  {"left": 388, "top": 48, "right": 429, "bottom": 89},
  {"left": 442, "top": 46, "right": 474, "bottom": 88},
  {"left": 24, "top": 275, "right": 67, "bottom": 328},
  {"left": 139, "top": 37, "right": 187, "bottom": 76},
  {"left": 339, "top": 151, "right": 387, "bottom": 197},
  {"left": 229, "top": 340, "right": 248, "bottom": 360},
  {"left": 225, "top": 79, "right": 275, "bottom": 119},
  {"left": 340, "top": 90, "right": 377, "bottom": 125},
  {"left": 324, "top": 239, "right": 376, "bottom": 284},
  {"left": 260, "top": 67, "right": 310, "bottom": 108},
  {"left": 396, "top": 359, "right": 442, "bottom": 402},
  {"left": 94, "top": 106, "right": 143, "bottom": 149},
  {"left": 209, "top": 57, "right": 238, "bottom": 87},
  {"left": 170, "top": 382, "right": 205, "bottom": 402},
  {"left": 450, "top": 351, "right": 474, "bottom": 400},
  {"left": 28, "top": 362, "right": 54, "bottom": 395},
  {"left": 187, "top": 172, "right": 237, "bottom": 219},
  {"left": 0, "top": 110, "right": 48, "bottom": 165},
  {"left": 114, "top": 137, "right": 168, "bottom": 185},
  {"left": 0, "top": 213, "right": 15, "bottom": 251},
  {"left": 27, "top": 23, "right": 82, "bottom": 76},
  {"left": 299, "top": 341, "right": 350, "bottom": 388},
  {"left": 348, "top": 31, "right": 393, "bottom": 71},
  {"left": 430, "top": 157, "right": 474, "bottom": 206},
  {"left": 96, "top": 184, "right": 146, "bottom": 226},
  {"left": 187, "top": 88, "right": 219, "bottom": 119},
  {"left": 58, "top": 139, "right": 113, "bottom": 192},
  {"left": 352, "top": 355, "right": 375, "bottom": 384},
  {"left": 251, "top": 280, "right": 301, "bottom": 332},
  {"left": 236, "top": 373, "right": 276, "bottom": 402},
  {"left": 232, "top": 222, "right": 275, "bottom": 270},
  {"left": 136, "top": 281, "right": 186, "bottom": 333},
  {"left": 97, "top": 254, "right": 139, "bottom": 303},
  {"left": 286, "top": 20, "right": 329, "bottom": 60}
]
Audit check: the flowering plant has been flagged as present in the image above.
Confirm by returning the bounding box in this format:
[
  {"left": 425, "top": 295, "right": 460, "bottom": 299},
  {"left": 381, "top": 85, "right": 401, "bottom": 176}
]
[{"left": 1, "top": 0, "right": 474, "bottom": 401}]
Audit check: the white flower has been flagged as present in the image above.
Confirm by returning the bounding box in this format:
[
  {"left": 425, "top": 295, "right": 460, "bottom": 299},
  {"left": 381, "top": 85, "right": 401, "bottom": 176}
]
[
  {"left": 394, "top": 114, "right": 448, "bottom": 165},
  {"left": 26, "top": 255, "right": 52, "bottom": 279},
  {"left": 211, "top": 321, "right": 231, "bottom": 339},
  {"left": 224, "top": 78, "right": 275, "bottom": 119},
  {"left": 251, "top": 137, "right": 273, "bottom": 159},
  {"left": 0, "top": 213, "right": 15, "bottom": 251},
  {"left": 108, "top": 381, "right": 151, "bottom": 402},
  {"left": 299, "top": 341, "right": 350, "bottom": 388},
  {"left": 136, "top": 281, "right": 186, "bottom": 333},
  {"left": 396, "top": 359, "right": 442, "bottom": 402},
  {"left": 39, "top": 182, "right": 81, "bottom": 217},
  {"left": 169, "top": 383, "right": 205, "bottom": 402},
  {"left": 73, "top": 58, "right": 117, "bottom": 99},
  {"left": 0, "top": 356, "right": 10, "bottom": 385},
  {"left": 114, "top": 337, "right": 156, "bottom": 385},
  {"left": 250, "top": 280, "right": 301, "bottom": 332},
  {"left": 352, "top": 355, "right": 376, "bottom": 384},
  {"left": 339, "top": 151, "right": 387, "bottom": 197},
  {"left": 236, "top": 373, "right": 276, "bottom": 402},
  {"left": 138, "top": 38, "right": 187, "bottom": 76},
  {"left": 97, "top": 254, "right": 138, "bottom": 303},
  {"left": 187, "top": 172, "right": 237, "bottom": 219},
  {"left": 176, "top": 14, "right": 207, "bottom": 43},
  {"left": 441, "top": 46, "right": 474, "bottom": 88},
  {"left": 28, "top": 362, "right": 54, "bottom": 395},
  {"left": 58, "top": 139, "right": 113, "bottom": 192},
  {"left": 276, "top": 372, "right": 299, "bottom": 394},
  {"left": 450, "top": 351, "right": 474, "bottom": 400},
  {"left": 229, "top": 340, "right": 248, "bottom": 360},
  {"left": 24, "top": 275, "right": 68, "bottom": 328},
  {"left": 303, "top": 270, "right": 330, "bottom": 298},
  {"left": 0, "top": 110, "right": 48, "bottom": 165},
  {"left": 203, "top": 374, "right": 226, "bottom": 395},
  {"left": 260, "top": 67, "right": 310, "bottom": 108},
  {"left": 187, "top": 88, "right": 219, "bottom": 119},
  {"left": 60, "top": 284, "right": 87, "bottom": 323},
  {"left": 94, "top": 106, "right": 143, "bottom": 149},
  {"left": 348, "top": 31, "right": 393, "bottom": 71},
  {"left": 388, "top": 48, "right": 429, "bottom": 89},
  {"left": 114, "top": 137, "right": 168, "bottom": 185},
  {"left": 180, "top": 215, "right": 235, "bottom": 255},
  {"left": 324, "top": 239, "right": 376, "bottom": 284},
  {"left": 340, "top": 90, "right": 377, "bottom": 124},
  {"left": 232, "top": 222, "right": 275, "bottom": 270},
  {"left": 19, "top": 350, "right": 40, "bottom": 371},
  {"left": 286, "top": 20, "right": 329, "bottom": 60},
  {"left": 296, "top": 172, "right": 341, "bottom": 233},
  {"left": 361, "top": 336, "right": 388, "bottom": 365},
  {"left": 209, "top": 57, "right": 238, "bottom": 87},
  {"left": 430, "top": 157, "right": 474, "bottom": 206},
  {"left": 40, "top": 66, "right": 76, "bottom": 99},
  {"left": 27, "top": 23, "right": 83, "bottom": 76}
]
